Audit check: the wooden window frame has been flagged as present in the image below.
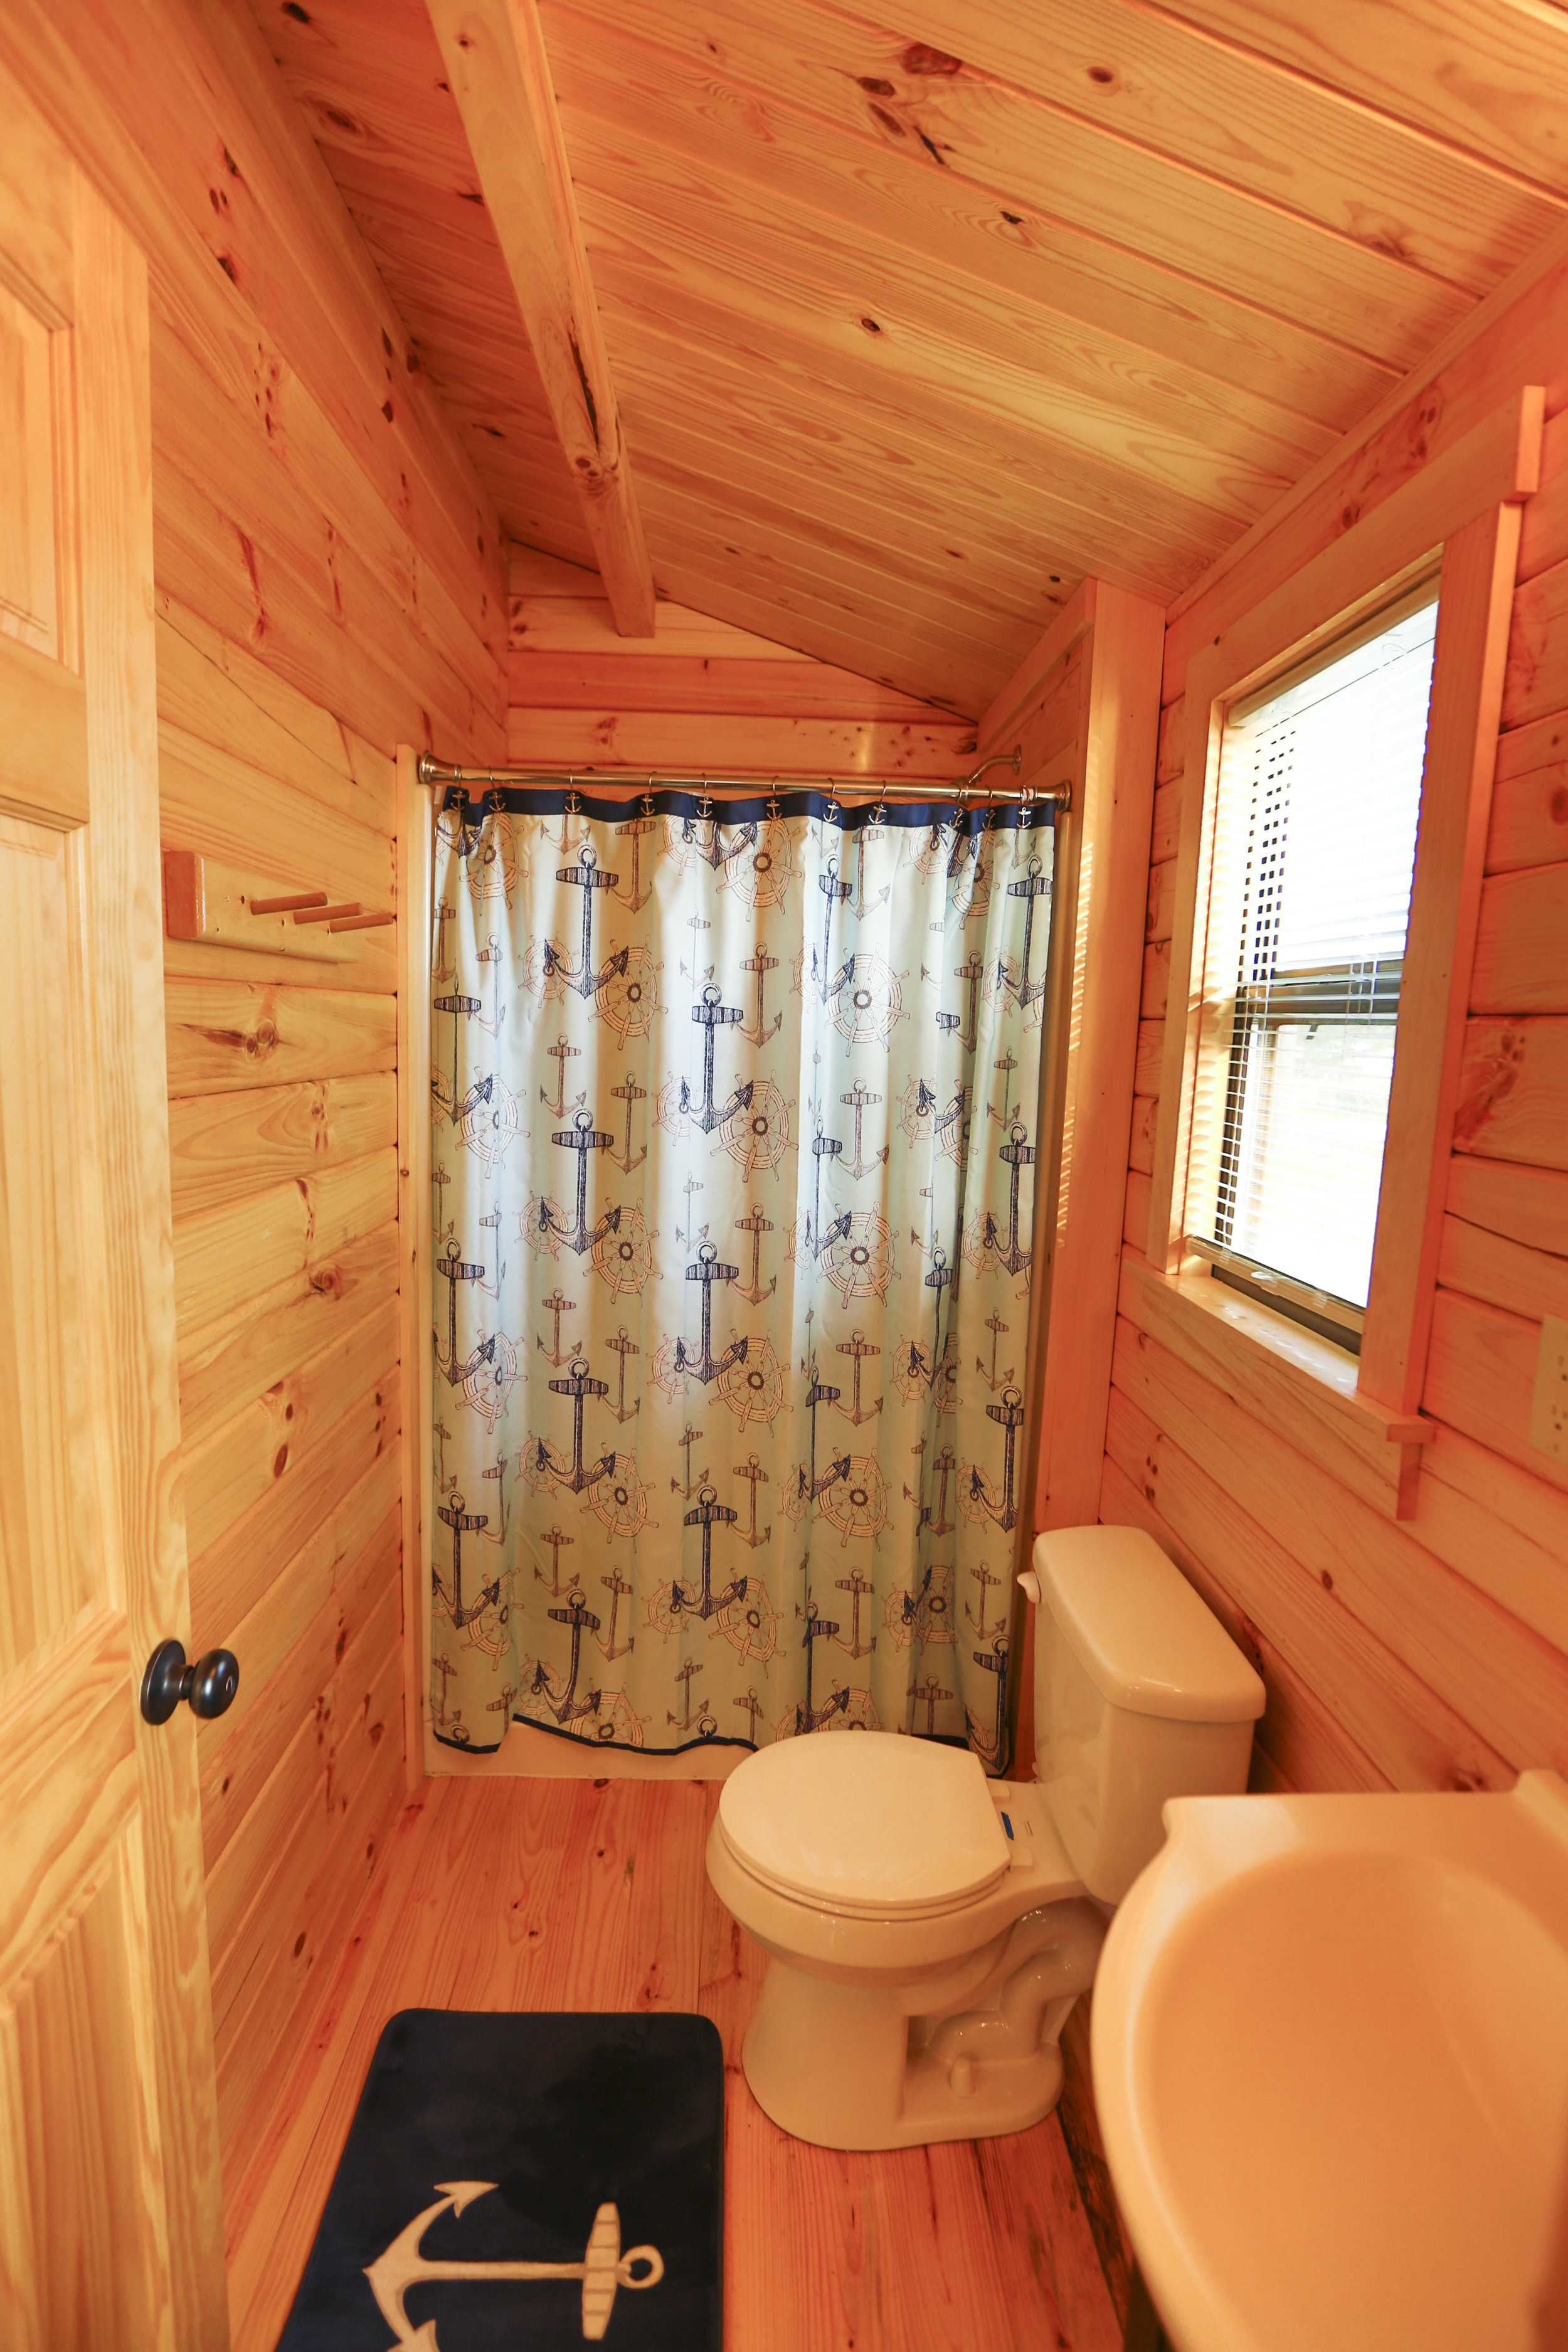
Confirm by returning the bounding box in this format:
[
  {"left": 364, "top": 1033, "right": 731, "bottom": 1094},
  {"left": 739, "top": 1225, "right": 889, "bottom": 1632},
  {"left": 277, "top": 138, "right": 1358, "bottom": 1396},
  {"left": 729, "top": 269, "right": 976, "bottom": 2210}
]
[{"left": 1144, "top": 388, "right": 1544, "bottom": 1519}]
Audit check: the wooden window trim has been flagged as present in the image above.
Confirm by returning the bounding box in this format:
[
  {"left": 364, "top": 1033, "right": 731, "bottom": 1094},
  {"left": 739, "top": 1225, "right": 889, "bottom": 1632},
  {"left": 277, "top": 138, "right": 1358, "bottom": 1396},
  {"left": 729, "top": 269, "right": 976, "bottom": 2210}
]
[{"left": 1143, "top": 386, "right": 1544, "bottom": 1520}]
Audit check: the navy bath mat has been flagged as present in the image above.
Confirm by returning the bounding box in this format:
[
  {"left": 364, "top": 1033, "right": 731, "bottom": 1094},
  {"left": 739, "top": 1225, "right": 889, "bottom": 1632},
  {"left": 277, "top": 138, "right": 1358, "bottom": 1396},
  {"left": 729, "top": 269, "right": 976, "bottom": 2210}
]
[{"left": 275, "top": 2011, "right": 724, "bottom": 2351}]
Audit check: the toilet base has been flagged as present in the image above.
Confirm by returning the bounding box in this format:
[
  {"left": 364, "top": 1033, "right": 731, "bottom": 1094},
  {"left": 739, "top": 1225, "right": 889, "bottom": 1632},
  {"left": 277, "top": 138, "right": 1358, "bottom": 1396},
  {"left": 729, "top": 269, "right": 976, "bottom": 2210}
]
[{"left": 740, "top": 1899, "right": 1104, "bottom": 2150}]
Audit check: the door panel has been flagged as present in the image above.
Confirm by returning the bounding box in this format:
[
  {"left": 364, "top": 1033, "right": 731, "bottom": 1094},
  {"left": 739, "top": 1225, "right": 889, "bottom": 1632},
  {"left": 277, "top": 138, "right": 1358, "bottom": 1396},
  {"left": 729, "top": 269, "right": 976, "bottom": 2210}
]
[
  {"left": 1, "top": 1843, "right": 166, "bottom": 2352},
  {"left": 0, "top": 813, "right": 102, "bottom": 1662},
  {"left": 0, "top": 58, "right": 228, "bottom": 2352}
]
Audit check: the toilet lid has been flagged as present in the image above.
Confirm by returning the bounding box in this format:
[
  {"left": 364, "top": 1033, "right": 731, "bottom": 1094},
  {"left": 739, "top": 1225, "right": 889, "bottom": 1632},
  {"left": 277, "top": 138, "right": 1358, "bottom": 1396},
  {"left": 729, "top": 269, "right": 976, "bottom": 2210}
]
[{"left": 718, "top": 1732, "right": 1012, "bottom": 1917}]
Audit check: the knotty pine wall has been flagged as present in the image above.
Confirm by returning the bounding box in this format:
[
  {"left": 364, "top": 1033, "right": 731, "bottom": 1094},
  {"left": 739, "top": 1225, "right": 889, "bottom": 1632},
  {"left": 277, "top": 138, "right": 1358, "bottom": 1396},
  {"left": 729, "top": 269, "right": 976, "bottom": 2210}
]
[
  {"left": 0, "top": 0, "right": 507, "bottom": 2220},
  {"left": 1106, "top": 250, "right": 1568, "bottom": 1799},
  {"left": 509, "top": 545, "right": 983, "bottom": 776}
]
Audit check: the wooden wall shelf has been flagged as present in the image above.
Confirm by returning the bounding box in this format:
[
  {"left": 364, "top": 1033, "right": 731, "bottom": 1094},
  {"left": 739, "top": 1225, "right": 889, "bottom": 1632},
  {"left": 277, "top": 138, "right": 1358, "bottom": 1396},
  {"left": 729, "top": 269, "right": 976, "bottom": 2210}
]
[{"left": 163, "top": 851, "right": 393, "bottom": 961}]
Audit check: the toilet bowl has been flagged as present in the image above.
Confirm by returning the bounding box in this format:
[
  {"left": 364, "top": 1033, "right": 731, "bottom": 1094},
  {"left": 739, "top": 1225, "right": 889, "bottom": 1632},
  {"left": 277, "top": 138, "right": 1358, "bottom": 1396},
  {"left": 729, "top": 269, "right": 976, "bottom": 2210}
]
[{"left": 705, "top": 1523, "right": 1266, "bottom": 2151}]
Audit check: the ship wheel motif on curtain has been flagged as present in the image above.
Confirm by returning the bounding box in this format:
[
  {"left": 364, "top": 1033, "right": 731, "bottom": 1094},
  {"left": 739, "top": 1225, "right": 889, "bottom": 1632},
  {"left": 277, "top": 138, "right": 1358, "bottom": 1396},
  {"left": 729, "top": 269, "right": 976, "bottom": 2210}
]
[
  {"left": 586, "top": 1450, "right": 653, "bottom": 1540},
  {"left": 717, "top": 1574, "right": 783, "bottom": 1664},
  {"left": 719, "top": 815, "right": 796, "bottom": 909},
  {"left": 815, "top": 1454, "right": 889, "bottom": 1550},
  {"left": 571, "top": 1687, "right": 646, "bottom": 1746},
  {"left": 819, "top": 1210, "right": 893, "bottom": 1306},
  {"left": 884, "top": 1562, "right": 956, "bottom": 1651},
  {"left": 458, "top": 1329, "right": 519, "bottom": 1432},
  {"left": 458, "top": 1073, "right": 521, "bottom": 1172},
  {"left": 592, "top": 1202, "right": 655, "bottom": 1298},
  {"left": 464, "top": 810, "right": 524, "bottom": 906},
  {"left": 718, "top": 1335, "right": 786, "bottom": 1429},
  {"left": 831, "top": 951, "right": 904, "bottom": 1046},
  {"left": 596, "top": 944, "right": 660, "bottom": 1045},
  {"left": 948, "top": 827, "right": 992, "bottom": 920},
  {"left": 898, "top": 1075, "right": 970, "bottom": 1165},
  {"left": 719, "top": 1078, "right": 795, "bottom": 1180}
]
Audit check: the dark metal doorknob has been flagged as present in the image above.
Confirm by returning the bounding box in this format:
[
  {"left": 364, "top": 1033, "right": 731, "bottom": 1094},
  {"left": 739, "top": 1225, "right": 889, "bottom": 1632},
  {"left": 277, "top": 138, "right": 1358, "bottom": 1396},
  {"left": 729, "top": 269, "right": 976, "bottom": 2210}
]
[{"left": 140, "top": 1640, "right": 240, "bottom": 1725}]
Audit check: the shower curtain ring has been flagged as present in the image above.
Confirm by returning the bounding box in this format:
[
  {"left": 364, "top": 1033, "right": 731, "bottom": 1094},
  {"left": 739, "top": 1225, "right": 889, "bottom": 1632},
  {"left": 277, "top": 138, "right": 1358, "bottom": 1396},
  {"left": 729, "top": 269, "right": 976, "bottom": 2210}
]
[{"left": 642, "top": 775, "right": 657, "bottom": 818}]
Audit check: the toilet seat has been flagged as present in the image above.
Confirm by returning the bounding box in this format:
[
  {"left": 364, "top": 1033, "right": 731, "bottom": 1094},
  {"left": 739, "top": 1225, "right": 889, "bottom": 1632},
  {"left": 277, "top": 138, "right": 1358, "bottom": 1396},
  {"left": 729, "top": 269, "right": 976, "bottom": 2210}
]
[{"left": 716, "top": 1732, "right": 1012, "bottom": 1920}]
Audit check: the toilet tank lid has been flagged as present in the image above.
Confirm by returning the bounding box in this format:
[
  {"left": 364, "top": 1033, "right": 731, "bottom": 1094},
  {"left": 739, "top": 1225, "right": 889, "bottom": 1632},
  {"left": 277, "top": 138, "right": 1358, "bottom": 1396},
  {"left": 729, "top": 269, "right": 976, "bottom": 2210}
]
[{"left": 1034, "top": 1527, "right": 1265, "bottom": 1724}]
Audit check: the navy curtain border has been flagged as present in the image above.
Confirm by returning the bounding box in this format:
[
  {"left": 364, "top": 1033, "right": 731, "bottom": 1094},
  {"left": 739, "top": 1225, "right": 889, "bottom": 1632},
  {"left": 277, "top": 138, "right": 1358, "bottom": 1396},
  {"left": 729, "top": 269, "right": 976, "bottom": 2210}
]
[{"left": 440, "top": 781, "right": 1057, "bottom": 839}]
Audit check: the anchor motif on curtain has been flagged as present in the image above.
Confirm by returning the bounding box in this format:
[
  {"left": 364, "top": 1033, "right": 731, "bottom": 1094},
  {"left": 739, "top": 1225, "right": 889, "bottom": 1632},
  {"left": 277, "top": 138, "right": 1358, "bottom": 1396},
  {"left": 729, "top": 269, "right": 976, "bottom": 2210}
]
[
  {"left": 542, "top": 841, "right": 629, "bottom": 1000},
  {"left": 430, "top": 787, "right": 1056, "bottom": 1766},
  {"left": 538, "top": 1109, "right": 622, "bottom": 1255}
]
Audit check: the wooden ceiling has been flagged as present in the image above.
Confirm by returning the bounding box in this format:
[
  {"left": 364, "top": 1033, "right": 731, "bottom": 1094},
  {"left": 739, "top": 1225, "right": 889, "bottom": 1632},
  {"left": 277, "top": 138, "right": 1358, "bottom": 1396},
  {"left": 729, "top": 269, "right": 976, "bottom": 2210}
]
[{"left": 252, "top": 0, "right": 1568, "bottom": 718}]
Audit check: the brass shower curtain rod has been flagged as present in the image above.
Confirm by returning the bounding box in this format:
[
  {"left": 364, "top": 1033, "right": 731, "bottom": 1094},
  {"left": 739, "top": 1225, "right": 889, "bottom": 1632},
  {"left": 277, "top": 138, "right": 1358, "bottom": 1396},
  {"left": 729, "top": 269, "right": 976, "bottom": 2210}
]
[{"left": 416, "top": 745, "right": 1071, "bottom": 812}]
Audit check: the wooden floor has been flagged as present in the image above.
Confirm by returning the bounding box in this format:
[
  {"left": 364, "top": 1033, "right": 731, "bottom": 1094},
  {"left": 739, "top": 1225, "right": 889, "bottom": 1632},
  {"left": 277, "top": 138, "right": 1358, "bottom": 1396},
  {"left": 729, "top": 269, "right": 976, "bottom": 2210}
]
[{"left": 223, "top": 1776, "right": 1128, "bottom": 2351}]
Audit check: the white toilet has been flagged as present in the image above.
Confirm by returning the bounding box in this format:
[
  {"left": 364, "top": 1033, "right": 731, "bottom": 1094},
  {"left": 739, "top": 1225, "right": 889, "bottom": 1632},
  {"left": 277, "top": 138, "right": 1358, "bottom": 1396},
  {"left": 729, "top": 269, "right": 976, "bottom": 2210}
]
[{"left": 706, "top": 1523, "right": 1266, "bottom": 2150}]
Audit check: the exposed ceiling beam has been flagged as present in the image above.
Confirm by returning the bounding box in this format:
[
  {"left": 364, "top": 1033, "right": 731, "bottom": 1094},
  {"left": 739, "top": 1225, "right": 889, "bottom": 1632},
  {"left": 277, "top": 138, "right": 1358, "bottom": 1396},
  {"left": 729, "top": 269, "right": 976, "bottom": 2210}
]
[{"left": 425, "top": 0, "right": 655, "bottom": 635}]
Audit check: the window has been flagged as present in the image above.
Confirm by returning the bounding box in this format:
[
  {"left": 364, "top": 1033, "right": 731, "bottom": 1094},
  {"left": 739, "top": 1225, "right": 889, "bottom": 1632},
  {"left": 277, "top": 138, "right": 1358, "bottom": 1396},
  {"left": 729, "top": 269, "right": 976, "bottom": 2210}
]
[{"left": 1187, "top": 590, "right": 1439, "bottom": 1348}]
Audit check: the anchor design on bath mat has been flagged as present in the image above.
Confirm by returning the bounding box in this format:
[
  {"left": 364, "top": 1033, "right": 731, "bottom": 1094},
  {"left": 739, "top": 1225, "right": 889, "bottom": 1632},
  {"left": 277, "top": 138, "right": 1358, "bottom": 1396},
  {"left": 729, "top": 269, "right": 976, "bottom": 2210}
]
[{"left": 364, "top": 2181, "right": 663, "bottom": 2346}]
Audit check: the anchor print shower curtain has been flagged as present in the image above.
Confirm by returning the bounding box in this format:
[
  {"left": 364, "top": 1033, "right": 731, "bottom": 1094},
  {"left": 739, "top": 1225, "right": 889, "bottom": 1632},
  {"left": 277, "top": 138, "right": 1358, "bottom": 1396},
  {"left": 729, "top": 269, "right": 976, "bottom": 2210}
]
[{"left": 429, "top": 785, "right": 1054, "bottom": 1766}]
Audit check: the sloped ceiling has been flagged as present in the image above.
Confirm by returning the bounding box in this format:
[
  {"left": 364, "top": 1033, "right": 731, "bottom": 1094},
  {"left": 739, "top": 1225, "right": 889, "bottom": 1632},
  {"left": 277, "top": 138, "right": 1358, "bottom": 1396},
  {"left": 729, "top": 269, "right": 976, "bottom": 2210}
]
[{"left": 250, "top": 0, "right": 1568, "bottom": 716}]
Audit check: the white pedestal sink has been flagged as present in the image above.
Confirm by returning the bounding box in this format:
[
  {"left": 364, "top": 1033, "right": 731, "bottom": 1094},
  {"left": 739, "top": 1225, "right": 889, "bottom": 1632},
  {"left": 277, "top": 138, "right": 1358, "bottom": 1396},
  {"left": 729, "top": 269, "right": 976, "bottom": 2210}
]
[{"left": 1092, "top": 1771, "right": 1568, "bottom": 2352}]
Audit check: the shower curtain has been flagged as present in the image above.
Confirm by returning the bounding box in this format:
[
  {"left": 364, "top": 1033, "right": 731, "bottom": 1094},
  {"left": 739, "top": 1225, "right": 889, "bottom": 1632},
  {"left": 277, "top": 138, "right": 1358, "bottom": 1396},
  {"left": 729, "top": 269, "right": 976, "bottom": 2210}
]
[{"left": 428, "top": 785, "right": 1054, "bottom": 1767}]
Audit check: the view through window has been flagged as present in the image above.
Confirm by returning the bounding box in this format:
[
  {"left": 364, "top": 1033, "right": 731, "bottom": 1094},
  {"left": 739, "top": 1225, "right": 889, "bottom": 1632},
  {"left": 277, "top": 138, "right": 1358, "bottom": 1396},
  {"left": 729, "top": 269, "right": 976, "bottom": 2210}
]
[{"left": 1194, "top": 591, "right": 1439, "bottom": 1339}]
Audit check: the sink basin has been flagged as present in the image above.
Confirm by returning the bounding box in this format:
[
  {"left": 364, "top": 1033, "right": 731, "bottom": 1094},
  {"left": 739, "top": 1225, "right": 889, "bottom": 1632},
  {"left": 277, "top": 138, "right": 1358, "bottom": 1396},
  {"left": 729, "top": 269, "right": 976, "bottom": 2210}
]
[{"left": 1092, "top": 1771, "right": 1568, "bottom": 2352}]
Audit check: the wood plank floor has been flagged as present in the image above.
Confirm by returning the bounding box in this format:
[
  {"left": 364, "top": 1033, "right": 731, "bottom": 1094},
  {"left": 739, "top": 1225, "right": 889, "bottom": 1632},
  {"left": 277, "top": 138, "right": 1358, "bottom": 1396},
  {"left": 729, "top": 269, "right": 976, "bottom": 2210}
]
[{"left": 223, "top": 1776, "right": 1125, "bottom": 2351}]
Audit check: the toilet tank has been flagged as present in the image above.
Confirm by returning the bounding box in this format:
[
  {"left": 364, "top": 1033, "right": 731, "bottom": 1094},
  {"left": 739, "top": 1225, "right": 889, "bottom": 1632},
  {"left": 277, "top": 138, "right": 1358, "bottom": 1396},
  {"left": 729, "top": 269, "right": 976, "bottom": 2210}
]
[{"left": 1030, "top": 1526, "right": 1265, "bottom": 1903}]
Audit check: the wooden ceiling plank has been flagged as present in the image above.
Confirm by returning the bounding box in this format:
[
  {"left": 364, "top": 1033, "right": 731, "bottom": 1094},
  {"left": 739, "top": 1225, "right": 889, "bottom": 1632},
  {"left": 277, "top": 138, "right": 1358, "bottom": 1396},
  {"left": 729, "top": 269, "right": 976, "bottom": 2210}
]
[
  {"left": 544, "top": 0, "right": 1476, "bottom": 366},
  {"left": 633, "top": 445, "right": 1054, "bottom": 645},
  {"left": 591, "top": 258, "right": 1246, "bottom": 569},
  {"left": 605, "top": 302, "right": 1221, "bottom": 585},
  {"left": 632, "top": 468, "right": 1038, "bottom": 708},
  {"left": 539, "top": 10, "right": 1398, "bottom": 435},
  {"left": 573, "top": 163, "right": 1323, "bottom": 525},
  {"left": 1149, "top": 0, "right": 1568, "bottom": 198},
  {"left": 424, "top": 0, "right": 656, "bottom": 633},
  {"left": 617, "top": 389, "right": 1078, "bottom": 612},
  {"left": 879, "top": 0, "right": 1564, "bottom": 282},
  {"left": 549, "top": 0, "right": 1558, "bottom": 295}
]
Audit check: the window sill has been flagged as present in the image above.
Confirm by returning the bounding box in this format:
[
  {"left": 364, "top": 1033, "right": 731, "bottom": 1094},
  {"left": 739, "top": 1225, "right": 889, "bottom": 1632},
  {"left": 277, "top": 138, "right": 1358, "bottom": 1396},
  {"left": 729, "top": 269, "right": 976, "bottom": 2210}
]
[{"left": 1118, "top": 1250, "right": 1432, "bottom": 1521}]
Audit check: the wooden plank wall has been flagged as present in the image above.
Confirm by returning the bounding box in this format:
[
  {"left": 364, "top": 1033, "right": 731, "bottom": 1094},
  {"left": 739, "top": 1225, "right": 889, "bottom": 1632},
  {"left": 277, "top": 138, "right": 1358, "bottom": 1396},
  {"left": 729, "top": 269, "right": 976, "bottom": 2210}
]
[
  {"left": 0, "top": 0, "right": 509, "bottom": 2243},
  {"left": 509, "top": 545, "right": 982, "bottom": 777},
  {"left": 1106, "top": 257, "right": 1568, "bottom": 1799}
]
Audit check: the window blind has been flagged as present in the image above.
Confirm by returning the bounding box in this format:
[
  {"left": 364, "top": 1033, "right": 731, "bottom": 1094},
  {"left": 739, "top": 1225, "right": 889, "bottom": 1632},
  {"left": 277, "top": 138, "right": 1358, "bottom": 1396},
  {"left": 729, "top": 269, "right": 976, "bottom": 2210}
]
[{"left": 1189, "top": 591, "right": 1439, "bottom": 1330}]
